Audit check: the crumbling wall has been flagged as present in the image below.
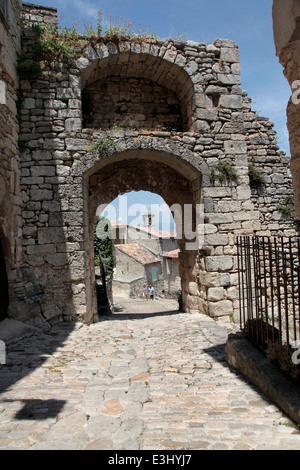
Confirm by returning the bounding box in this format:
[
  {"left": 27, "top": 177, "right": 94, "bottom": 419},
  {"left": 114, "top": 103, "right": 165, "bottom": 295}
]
[
  {"left": 10, "top": 2, "right": 297, "bottom": 327},
  {"left": 0, "top": 0, "right": 22, "bottom": 321}
]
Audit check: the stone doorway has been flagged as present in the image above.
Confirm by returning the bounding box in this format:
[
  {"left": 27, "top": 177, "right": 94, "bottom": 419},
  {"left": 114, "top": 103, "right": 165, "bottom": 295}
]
[
  {"left": 99, "top": 190, "right": 181, "bottom": 305},
  {"left": 85, "top": 147, "right": 203, "bottom": 320},
  {"left": 0, "top": 237, "right": 9, "bottom": 322}
]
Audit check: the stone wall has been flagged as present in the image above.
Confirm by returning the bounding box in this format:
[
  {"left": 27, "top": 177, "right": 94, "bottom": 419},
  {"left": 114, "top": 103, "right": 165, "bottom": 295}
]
[
  {"left": 83, "top": 77, "right": 183, "bottom": 131},
  {"left": 0, "top": 0, "right": 22, "bottom": 320},
  {"left": 273, "top": 0, "right": 300, "bottom": 219},
  {"left": 5, "top": 2, "right": 296, "bottom": 328}
]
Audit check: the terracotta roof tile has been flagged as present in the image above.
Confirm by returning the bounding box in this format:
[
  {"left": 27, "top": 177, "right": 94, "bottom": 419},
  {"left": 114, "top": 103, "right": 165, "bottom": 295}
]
[
  {"left": 161, "top": 248, "right": 180, "bottom": 258},
  {"left": 115, "top": 243, "right": 161, "bottom": 265}
]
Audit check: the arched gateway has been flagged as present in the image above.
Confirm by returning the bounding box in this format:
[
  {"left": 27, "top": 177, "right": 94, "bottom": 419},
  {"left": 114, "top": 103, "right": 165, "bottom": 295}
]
[{"left": 9, "top": 4, "right": 295, "bottom": 328}]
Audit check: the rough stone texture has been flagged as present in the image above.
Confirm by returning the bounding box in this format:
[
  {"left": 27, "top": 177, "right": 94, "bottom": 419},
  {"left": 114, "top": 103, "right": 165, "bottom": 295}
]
[
  {"left": 226, "top": 332, "right": 300, "bottom": 426},
  {"left": 0, "top": 3, "right": 297, "bottom": 329},
  {"left": 0, "top": 1, "right": 23, "bottom": 320},
  {"left": 1, "top": 299, "right": 300, "bottom": 450},
  {"left": 273, "top": 0, "right": 300, "bottom": 218}
]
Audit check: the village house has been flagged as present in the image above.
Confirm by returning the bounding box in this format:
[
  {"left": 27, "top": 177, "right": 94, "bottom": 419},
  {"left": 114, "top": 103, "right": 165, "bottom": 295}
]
[{"left": 113, "top": 243, "right": 162, "bottom": 298}]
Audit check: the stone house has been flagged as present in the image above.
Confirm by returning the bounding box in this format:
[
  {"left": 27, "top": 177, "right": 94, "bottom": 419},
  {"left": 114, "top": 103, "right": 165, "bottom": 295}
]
[
  {"left": 108, "top": 215, "right": 178, "bottom": 298},
  {"left": 161, "top": 248, "right": 181, "bottom": 298},
  {"left": 113, "top": 243, "right": 162, "bottom": 297},
  {"left": 0, "top": 1, "right": 297, "bottom": 330}
]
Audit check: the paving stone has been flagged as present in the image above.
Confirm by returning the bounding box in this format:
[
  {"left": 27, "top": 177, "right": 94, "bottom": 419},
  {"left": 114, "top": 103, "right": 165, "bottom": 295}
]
[{"left": 0, "top": 295, "right": 300, "bottom": 450}]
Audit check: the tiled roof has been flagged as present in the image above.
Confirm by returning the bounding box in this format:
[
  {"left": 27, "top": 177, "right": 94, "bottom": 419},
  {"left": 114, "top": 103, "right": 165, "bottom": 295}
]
[
  {"left": 130, "top": 225, "right": 176, "bottom": 239},
  {"left": 110, "top": 220, "right": 127, "bottom": 228},
  {"left": 115, "top": 243, "right": 161, "bottom": 265},
  {"left": 161, "top": 248, "right": 180, "bottom": 258},
  {"left": 108, "top": 220, "right": 176, "bottom": 238}
]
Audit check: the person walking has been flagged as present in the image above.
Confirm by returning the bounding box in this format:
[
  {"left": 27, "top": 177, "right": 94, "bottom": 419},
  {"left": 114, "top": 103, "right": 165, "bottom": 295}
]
[
  {"left": 148, "top": 284, "right": 155, "bottom": 300},
  {"left": 142, "top": 284, "right": 148, "bottom": 301}
]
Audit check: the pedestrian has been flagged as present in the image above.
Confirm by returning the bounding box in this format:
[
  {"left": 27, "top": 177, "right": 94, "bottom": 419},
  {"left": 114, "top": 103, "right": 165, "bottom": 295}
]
[
  {"left": 148, "top": 284, "right": 155, "bottom": 300},
  {"left": 142, "top": 284, "right": 148, "bottom": 301}
]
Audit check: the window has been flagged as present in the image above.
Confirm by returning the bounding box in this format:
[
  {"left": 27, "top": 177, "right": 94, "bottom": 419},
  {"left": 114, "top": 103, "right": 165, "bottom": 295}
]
[
  {"left": 166, "top": 258, "right": 172, "bottom": 275},
  {"left": 152, "top": 266, "right": 157, "bottom": 282}
]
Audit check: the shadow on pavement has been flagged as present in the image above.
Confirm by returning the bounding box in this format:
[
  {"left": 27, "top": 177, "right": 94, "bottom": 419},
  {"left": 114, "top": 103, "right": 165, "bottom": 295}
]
[{"left": 0, "top": 322, "right": 76, "bottom": 419}]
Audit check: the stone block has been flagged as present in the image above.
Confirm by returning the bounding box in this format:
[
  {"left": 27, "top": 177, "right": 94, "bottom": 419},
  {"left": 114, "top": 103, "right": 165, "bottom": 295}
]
[
  {"left": 217, "top": 200, "right": 241, "bottom": 212},
  {"left": 32, "top": 150, "right": 52, "bottom": 161},
  {"left": 219, "top": 94, "right": 243, "bottom": 109},
  {"left": 56, "top": 87, "right": 77, "bottom": 99},
  {"left": 65, "top": 118, "right": 82, "bottom": 131},
  {"left": 23, "top": 98, "right": 35, "bottom": 109},
  {"left": 31, "top": 166, "right": 56, "bottom": 177},
  {"left": 206, "top": 255, "right": 233, "bottom": 272},
  {"left": 205, "top": 213, "right": 234, "bottom": 224},
  {"left": 194, "top": 93, "right": 213, "bottom": 109},
  {"left": 204, "top": 233, "right": 229, "bottom": 246},
  {"left": 208, "top": 299, "right": 233, "bottom": 317},
  {"left": 224, "top": 140, "right": 247, "bottom": 154},
  {"left": 27, "top": 244, "right": 56, "bottom": 255},
  {"left": 237, "top": 187, "right": 251, "bottom": 200},
  {"left": 188, "top": 281, "right": 199, "bottom": 296},
  {"left": 207, "top": 287, "right": 224, "bottom": 301},
  {"left": 42, "top": 200, "right": 61, "bottom": 211},
  {"left": 44, "top": 139, "right": 65, "bottom": 150},
  {"left": 38, "top": 227, "right": 66, "bottom": 244},
  {"left": 220, "top": 47, "right": 240, "bottom": 63},
  {"left": 217, "top": 74, "right": 240, "bottom": 85},
  {"left": 45, "top": 253, "right": 69, "bottom": 266},
  {"left": 204, "top": 224, "right": 217, "bottom": 234},
  {"left": 30, "top": 189, "right": 53, "bottom": 201}
]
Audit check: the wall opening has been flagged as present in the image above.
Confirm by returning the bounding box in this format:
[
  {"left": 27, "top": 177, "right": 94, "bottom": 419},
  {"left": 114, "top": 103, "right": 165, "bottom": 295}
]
[
  {"left": 82, "top": 77, "right": 184, "bottom": 131},
  {"left": 81, "top": 53, "right": 194, "bottom": 132},
  {"left": 86, "top": 149, "right": 202, "bottom": 319},
  {"left": 96, "top": 190, "right": 180, "bottom": 305}
]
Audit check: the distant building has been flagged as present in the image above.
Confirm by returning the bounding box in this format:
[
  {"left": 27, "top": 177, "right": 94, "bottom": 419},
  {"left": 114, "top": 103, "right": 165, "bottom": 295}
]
[
  {"left": 109, "top": 213, "right": 179, "bottom": 298},
  {"left": 161, "top": 249, "right": 181, "bottom": 298},
  {"left": 113, "top": 243, "right": 162, "bottom": 297}
]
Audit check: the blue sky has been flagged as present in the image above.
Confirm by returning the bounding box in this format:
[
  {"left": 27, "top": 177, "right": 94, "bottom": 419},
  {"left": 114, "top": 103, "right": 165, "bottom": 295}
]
[{"left": 31, "top": 0, "right": 291, "bottom": 226}]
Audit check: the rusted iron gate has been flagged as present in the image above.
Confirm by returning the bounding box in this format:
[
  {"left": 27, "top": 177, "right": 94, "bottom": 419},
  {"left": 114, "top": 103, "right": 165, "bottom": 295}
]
[{"left": 237, "top": 236, "right": 300, "bottom": 353}]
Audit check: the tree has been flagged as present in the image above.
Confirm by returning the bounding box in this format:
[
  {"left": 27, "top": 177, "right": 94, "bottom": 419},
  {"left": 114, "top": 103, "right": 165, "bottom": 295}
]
[{"left": 94, "top": 217, "right": 116, "bottom": 280}]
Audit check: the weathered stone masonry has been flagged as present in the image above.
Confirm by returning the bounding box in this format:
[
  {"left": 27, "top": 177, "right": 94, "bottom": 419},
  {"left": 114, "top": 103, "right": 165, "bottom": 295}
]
[
  {"left": 2, "top": 2, "right": 296, "bottom": 329},
  {"left": 0, "top": 0, "right": 22, "bottom": 322}
]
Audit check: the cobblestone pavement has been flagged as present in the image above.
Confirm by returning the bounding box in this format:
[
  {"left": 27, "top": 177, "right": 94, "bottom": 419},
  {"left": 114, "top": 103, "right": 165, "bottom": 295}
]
[{"left": 0, "top": 295, "right": 300, "bottom": 450}]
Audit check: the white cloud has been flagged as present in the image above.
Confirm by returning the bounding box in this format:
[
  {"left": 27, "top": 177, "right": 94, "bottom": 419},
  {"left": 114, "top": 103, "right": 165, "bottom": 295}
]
[{"left": 55, "top": 0, "right": 99, "bottom": 19}]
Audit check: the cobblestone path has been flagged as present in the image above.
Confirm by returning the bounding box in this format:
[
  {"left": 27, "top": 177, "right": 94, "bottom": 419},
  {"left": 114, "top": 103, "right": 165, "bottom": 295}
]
[{"left": 0, "top": 296, "right": 300, "bottom": 450}]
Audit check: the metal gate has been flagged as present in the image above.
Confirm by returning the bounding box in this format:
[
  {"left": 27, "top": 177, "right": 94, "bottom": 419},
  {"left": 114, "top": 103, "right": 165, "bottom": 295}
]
[{"left": 237, "top": 236, "right": 300, "bottom": 352}]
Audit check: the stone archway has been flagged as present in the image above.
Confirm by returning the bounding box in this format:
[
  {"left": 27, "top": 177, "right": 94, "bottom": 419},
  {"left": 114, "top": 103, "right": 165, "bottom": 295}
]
[
  {"left": 80, "top": 49, "right": 196, "bottom": 133},
  {"left": 82, "top": 145, "right": 204, "bottom": 321}
]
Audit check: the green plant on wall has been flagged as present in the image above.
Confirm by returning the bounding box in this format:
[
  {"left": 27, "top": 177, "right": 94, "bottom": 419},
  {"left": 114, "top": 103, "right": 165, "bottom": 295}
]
[
  {"left": 277, "top": 195, "right": 300, "bottom": 230},
  {"left": 93, "top": 137, "right": 113, "bottom": 151},
  {"left": 17, "top": 11, "right": 158, "bottom": 79},
  {"left": 210, "top": 161, "right": 238, "bottom": 185},
  {"left": 248, "top": 163, "right": 266, "bottom": 190},
  {"left": 278, "top": 195, "right": 294, "bottom": 217},
  {"left": 94, "top": 217, "right": 116, "bottom": 280}
]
